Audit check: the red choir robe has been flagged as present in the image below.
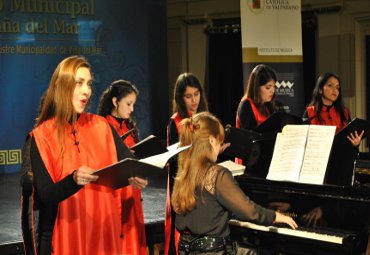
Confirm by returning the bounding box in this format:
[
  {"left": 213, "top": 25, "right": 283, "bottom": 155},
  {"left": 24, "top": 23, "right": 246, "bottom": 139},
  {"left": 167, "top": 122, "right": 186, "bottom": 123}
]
[
  {"left": 164, "top": 112, "right": 184, "bottom": 255},
  {"left": 306, "top": 105, "right": 349, "bottom": 133},
  {"left": 33, "top": 113, "right": 122, "bottom": 255},
  {"left": 106, "top": 114, "right": 147, "bottom": 255}
]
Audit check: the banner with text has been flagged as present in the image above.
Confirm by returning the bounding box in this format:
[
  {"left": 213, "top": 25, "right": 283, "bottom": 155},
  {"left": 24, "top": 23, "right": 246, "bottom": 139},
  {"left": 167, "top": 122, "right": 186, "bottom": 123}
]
[
  {"left": 240, "top": 0, "right": 304, "bottom": 115},
  {"left": 0, "top": 0, "right": 165, "bottom": 173}
]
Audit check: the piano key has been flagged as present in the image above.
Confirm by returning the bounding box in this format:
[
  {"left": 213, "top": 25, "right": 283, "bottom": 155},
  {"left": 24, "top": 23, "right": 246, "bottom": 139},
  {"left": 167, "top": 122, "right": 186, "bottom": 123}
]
[{"left": 229, "top": 219, "right": 345, "bottom": 244}]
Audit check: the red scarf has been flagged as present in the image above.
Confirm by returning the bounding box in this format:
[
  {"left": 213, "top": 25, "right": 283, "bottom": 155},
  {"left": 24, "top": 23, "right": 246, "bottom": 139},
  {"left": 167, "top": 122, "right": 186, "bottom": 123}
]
[
  {"left": 236, "top": 97, "right": 268, "bottom": 128},
  {"left": 33, "top": 113, "right": 121, "bottom": 255},
  {"left": 236, "top": 98, "right": 268, "bottom": 165},
  {"left": 106, "top": 115, "right": 136, "bottom": 147},
  {"left": 306, "top": 105, "right": 349, "bottom": 133}
]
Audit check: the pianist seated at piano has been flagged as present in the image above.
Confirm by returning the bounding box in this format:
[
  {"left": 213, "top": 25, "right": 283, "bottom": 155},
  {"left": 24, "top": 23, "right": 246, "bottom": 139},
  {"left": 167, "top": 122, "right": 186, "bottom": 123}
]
[
  {"left": 171, "top": 112, "right": 297, "bottom": 254},
  {"left": 303, "top": 72, "right": 364, "bottom": 146}
]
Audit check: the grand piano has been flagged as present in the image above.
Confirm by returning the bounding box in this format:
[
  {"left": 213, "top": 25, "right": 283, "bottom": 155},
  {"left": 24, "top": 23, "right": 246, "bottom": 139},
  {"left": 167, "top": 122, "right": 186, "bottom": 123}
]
[
  {"left": 224, "top": 115, "right": 370, "bottom": 254},
  {"left": 230, "top": 175, "right": 370, "bottom": 254}
]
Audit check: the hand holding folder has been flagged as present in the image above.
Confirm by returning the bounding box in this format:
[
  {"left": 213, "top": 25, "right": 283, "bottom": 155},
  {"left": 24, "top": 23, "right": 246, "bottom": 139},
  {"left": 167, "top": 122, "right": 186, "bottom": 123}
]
[
  {"left": 93, "top": 143, "right": 190, "bottom": 189},
  {"left": 334, "top": 118, "right": 369, "bottom": 143}
]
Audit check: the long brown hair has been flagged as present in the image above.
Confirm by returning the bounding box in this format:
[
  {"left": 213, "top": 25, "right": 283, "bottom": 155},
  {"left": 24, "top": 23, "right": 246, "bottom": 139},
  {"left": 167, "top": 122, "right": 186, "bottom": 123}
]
[
  {"left": 308, "top": 72, "right": 347, "bottom": 124},
  {"left": 171, "top": 112, "right": 224, "bottom": 214},
  {"left": 36, "top": 55, "right": 92, "bottom": 151},
  {"left": 244, "top": 64, "right": 278, "bottom": 116},
  {"left": 172, "top": 73, "right": 208, "bottom": 118}
]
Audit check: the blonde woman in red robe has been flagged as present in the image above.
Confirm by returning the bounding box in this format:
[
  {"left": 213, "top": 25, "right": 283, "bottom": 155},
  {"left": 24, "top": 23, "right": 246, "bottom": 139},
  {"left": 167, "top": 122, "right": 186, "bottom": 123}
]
[
  {"left": 30, "top": 56, "right": 147, "bottom": 255},
  {"left": 98, "top": 79, "right": 147, "bottom": 255}
]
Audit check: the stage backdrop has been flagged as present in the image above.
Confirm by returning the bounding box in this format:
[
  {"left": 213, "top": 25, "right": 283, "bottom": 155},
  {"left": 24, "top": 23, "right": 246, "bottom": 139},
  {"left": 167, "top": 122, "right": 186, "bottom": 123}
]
[
  {"left": 240, "top": 0, "right": 304, "bottom": 115},
  {"left": 0, "top": 0, "right": 167, "bottom": 173}
]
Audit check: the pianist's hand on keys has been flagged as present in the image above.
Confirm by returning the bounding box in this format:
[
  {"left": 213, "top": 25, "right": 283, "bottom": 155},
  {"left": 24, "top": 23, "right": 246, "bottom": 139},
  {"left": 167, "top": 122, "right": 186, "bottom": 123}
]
[{"left": 274, "top": 212, "right": 298, "bottom": 229}]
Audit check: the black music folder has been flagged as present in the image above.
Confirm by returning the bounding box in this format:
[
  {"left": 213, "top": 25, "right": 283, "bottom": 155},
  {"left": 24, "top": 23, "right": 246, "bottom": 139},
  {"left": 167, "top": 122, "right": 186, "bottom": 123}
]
[
  {"left": 130, "top": 135, "right": 168, "bottom": 159},
  {"left": 334, "top": 118, "right": 369, "bottom": 142},
  {"left": 120, "top": 128, "right": 134, "bottom": 140},
  {"left": 93, "top": 144, "right": 190, "bottom": 189},
  {"left": 325, "top": 118, "right": 369, "bottom": 186},
  {"left": 223, "top": 126, "right": 262, "bottom": 159},
  {"left": 254, "top": 112, "right": 303, "bottom": 133}
]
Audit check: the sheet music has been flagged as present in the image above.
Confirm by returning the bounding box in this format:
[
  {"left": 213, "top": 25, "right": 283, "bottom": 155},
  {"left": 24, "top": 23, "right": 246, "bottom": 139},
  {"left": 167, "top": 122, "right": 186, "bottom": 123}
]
[
  {"left": 267, "top": 125, "right": 309, "bottom": 182},
  {"left": 218, "top": 160, "right": 245, "bottom": 176},
  {"left": 267, "top": 124, "right": 336, "bottom": 184},
  {"left": 299, "top": 125, "right": 336, "bottom": 184},
  {"left": 139, "top": 144, "right": 191, "bottom": 168}
]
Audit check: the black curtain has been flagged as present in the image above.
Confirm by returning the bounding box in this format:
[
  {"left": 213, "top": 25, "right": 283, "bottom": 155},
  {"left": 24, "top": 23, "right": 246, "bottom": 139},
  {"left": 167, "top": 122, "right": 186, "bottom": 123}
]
[
  {"left": 302, "top": 11, "right": 317, "bottom": 106},
  {"left": 205, "top": 20, "right": 244, "bottom": 127},
  {"left": 366, "top": 36, "right": 370, "bottom": 123}
]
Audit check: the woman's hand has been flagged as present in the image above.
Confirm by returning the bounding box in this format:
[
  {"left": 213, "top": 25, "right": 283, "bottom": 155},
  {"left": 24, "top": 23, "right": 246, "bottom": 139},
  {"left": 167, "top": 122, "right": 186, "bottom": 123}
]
[
  {"left": 73, "top": 166, "right": 99, "bottom": 186},
  {"left": 274, "top": 212, "right": 298, "bottom": 229},
  {"left": 346, "top": 130, "right": 364, "bottom": 147},
  {"left": 301, "top": 207, "right": 323, "bottom": 227},
  {"left": 128, "top": 176, "right": 148, "bottom": 189},
  {"left": 220, "top": 142, "right": 231, "bottom": 154}
]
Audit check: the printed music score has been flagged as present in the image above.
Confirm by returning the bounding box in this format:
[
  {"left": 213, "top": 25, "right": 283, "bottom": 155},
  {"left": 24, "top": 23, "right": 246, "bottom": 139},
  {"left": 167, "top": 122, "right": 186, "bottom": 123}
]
[{"left": 267, "top": 125, "right": 336, "bottom": 184}]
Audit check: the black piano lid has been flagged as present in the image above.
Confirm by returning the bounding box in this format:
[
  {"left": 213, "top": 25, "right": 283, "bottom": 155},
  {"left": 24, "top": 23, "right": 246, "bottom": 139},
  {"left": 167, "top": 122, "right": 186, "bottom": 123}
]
[{"left": 235, "top": 175, "right": 370, "bottom": 202}]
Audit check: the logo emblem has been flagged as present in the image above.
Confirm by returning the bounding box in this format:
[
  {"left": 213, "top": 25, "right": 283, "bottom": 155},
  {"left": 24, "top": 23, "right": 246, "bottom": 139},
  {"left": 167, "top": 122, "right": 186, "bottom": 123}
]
[{"left": 247, "top": 0, "right": 265, "bottom": 14}]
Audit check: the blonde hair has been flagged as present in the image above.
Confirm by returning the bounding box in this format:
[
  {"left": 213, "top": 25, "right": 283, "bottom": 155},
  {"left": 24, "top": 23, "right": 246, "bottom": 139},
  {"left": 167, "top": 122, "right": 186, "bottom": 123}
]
[
  {"left": 36, "top": 55, "right": 92, "bottom": 151},
  {"left": 171, "top": 112, "right": 224, "bottom": 214}
]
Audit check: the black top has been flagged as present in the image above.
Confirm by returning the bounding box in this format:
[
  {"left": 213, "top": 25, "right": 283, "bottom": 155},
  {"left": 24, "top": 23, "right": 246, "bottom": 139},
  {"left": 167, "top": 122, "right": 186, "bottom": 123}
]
[
  {"left": 237, "top": 99, "right": 257, "bottom": 130},
  {"left": 168, "top": 118, "right": 179, "bottom": 146},
  {"left": 175, "top": 166, "right": 275, "bottom": 237}
]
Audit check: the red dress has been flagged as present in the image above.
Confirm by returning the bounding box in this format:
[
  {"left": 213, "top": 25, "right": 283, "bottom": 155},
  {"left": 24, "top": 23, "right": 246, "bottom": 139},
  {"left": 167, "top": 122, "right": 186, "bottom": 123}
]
[
  {"left": 33, "top": 113, "right": 122, "bottom": 254},
  {"left": 106, "top": 115, "right": 147, "bottom": 255},
  {"left": 306, "top": 105, "right": 349, "bottom": 133}
]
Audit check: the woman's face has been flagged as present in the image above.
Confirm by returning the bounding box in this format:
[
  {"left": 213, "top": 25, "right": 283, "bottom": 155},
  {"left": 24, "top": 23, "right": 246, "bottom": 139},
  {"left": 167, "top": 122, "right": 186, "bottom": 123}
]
[
  {"left": 113, "top": 92, "right": 137, "bottom": 119},
  {"left": 321, "top": 76, "right": 340, "bottom": 105},
  {"left": 183, "top": 86, "right": 200, "bottom": 115},
  {"left": 259, "top": 79, "right": 275, "bottom": 103},
  {"left": 73, "top": 67, "right": 92, "bottom": 113}
]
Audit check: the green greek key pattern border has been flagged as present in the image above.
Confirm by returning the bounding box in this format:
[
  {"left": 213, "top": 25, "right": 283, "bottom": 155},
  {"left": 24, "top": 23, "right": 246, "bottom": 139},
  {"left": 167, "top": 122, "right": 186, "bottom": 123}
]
[{"left": 0, "top": 149, "right": 22, "bottom": 165}]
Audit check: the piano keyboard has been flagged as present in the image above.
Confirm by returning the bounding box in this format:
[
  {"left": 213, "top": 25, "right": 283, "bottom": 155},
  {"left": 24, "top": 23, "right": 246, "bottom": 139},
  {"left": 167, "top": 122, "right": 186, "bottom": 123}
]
[{"left": 229, "top": 219, "right": 347, "bottom": 244}]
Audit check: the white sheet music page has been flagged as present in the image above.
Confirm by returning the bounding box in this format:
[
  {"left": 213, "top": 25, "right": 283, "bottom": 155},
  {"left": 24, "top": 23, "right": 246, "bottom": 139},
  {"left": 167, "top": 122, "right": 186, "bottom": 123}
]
[
  {"left": 299, "top": 125, "right": 336, "bottom": 184},
  {"left": 139, "top": 144, "right": 191, "bottom": 169},
  {"left": 267, "top": 125, "right": 309, "bottom": 182},
  {"left": 218, "top": 160, "right": 245, "bottom": 176}
]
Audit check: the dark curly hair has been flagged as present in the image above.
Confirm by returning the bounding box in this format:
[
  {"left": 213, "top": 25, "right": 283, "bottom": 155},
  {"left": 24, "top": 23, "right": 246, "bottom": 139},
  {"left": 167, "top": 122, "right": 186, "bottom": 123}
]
[{"left": 98, "top": 79, "right": 139, "bottom": 142}]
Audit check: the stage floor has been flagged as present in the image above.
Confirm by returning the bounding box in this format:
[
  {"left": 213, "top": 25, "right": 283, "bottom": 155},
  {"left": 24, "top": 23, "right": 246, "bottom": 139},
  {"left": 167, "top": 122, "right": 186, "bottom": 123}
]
[{"left": 0, "top": 172, "right": 167, "bottom": 245}]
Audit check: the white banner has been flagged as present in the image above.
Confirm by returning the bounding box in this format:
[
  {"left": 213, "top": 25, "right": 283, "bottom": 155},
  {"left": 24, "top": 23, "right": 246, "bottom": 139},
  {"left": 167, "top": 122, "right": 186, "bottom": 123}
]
[
  {"left": 241, "top": 0, "right": 302, "bottom": 56},
  {"left": 240, "top": 0, "right": 304, "bottom": 116}
]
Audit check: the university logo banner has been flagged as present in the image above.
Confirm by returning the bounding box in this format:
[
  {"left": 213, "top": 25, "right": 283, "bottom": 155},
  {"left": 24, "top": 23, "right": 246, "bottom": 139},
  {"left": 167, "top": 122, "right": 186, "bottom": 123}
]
[{"left": 240, "top": 0, "right": 304, "bottom": 115}]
